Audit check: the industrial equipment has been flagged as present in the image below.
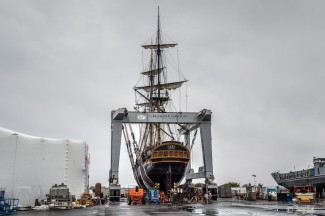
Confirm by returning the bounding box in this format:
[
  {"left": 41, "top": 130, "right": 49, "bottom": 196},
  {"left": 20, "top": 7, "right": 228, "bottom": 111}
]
[
  {"left": 294, "top": 185, "right": 316, "bottom": 203},
  {"left": 127, "top": 186, "right": 145, "bottom": 205},
  {"left": 47, "top": 183, "right": 71, "bottom": 209},
  {"left": 0, "top": 190, "right": 19, "bottom": 215},
  {"left": 147, "top": 189, "right": 159, "bottom": 203}
]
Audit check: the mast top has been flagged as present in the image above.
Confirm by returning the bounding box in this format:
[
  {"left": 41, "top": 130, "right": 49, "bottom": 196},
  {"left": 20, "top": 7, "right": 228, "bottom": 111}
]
[
  {"left": 157, "top": 6, "right": 160, "bottom": 45},
  {"left": 142, "top": 6, "right": 177, "bottom": 49}
]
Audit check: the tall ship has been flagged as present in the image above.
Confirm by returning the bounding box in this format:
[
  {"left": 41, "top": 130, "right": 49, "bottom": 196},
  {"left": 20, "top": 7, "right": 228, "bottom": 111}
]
[
  {"left": 271, "top": 157, "right": 325, "bottom": 195},
  {"left": 124, "top": 9, "right": 190, "bottom": 193}
]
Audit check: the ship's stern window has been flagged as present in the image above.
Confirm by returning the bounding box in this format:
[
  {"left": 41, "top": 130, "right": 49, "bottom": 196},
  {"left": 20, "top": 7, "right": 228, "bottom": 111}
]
[{"left": 179, "top": 152, "right": 183, "bottom": 157}]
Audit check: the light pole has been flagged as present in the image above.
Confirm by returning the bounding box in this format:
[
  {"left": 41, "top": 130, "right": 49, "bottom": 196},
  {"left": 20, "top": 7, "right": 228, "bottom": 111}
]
[{"left": 252, "top": 175, "right": 256, "bottom": 186}]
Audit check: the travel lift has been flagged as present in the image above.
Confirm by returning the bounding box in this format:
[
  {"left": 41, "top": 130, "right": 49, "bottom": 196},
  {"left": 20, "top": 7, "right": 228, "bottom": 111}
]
[{"left": 109, "top": 108, "right": 215, "bottom": 201}]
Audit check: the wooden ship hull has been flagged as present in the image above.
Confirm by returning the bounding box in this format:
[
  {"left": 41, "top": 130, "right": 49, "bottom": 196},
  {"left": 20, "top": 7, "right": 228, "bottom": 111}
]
[{"left": 135, "top": 142, "right": 190, "bottom": 193}]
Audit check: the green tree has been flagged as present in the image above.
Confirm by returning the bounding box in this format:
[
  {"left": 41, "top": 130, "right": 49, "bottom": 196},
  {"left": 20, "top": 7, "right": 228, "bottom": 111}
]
[{"left": 226, "top": 182, "right": 240, "bottom": 187}]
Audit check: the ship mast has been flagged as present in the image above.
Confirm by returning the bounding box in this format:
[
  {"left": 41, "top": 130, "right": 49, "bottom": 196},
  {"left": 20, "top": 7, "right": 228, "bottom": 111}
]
[
  {"left": 157, "top": 6, "right": 162, "bottom": 145},
  {"left": 136, "top": 7, "right": 185, "bottom": 147},
  {"left": 149, "top": 48, "right": 154, "bottom": 147}
]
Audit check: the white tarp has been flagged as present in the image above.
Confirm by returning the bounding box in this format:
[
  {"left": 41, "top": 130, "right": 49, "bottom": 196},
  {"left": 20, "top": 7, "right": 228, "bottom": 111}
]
[{"left": 0, "top": 127, "right": 89, "bottom": 207}]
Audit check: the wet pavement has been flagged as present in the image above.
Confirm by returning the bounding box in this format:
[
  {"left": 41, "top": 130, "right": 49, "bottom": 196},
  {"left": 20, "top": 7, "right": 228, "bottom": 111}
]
[{"left": 17, "top": 200, "right": 325, "bottom": 215}]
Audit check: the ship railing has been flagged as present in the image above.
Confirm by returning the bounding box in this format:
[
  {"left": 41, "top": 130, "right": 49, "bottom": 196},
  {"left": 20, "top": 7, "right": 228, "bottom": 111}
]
[
  {"left": 151, "top": 150, "right": 189, "bottom": 159},
  {"left": 279, "top": 168, "right": 315, "bottom": 181}
]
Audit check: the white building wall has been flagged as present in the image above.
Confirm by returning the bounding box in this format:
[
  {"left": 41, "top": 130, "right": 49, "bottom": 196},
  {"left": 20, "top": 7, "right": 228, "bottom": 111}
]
[
  {"left": 0, "top": 128, "right": 89, "bottom": 206},
  {"left": 0, "top": 133, "right": 16, "bottom": 197}
]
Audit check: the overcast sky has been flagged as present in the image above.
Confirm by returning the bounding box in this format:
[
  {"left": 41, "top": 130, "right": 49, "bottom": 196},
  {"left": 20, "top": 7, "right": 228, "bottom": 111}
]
[{"left": 1, "top": 0, "right": 325, "bottom": 187}]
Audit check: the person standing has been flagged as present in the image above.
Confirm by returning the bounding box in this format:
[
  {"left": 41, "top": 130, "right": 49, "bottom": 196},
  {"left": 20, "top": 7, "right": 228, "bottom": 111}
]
[
  {"left": 208, "top": 191, "right": 212, "bottom": 203},
  {"left": 204, "top": 193, "right": 208, "bottom": 204}
]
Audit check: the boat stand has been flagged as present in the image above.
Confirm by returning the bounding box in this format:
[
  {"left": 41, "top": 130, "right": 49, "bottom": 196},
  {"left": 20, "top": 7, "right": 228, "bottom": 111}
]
[{"left": 109, "top": 108, "right": 215, "bottom": 201}]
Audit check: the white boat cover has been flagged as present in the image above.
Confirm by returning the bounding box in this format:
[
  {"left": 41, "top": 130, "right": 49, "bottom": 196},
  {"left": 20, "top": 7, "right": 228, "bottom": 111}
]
[{"left": 0, "top": 127, "right": 89, "bottom": 207}]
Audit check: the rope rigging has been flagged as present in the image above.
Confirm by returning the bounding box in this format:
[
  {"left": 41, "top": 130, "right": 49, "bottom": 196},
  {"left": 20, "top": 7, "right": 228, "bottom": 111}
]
[
  {"left": 122, "top": 125, "right": 137, "bottom": 179},
  {"left": 190, "top": 129, "right": 198, "bottom": 150}
]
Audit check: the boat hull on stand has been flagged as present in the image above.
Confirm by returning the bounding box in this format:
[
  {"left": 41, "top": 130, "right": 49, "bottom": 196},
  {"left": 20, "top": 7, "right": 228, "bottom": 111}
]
[{"left": 135, "top": 142, "right": 190, "bottom": 193}]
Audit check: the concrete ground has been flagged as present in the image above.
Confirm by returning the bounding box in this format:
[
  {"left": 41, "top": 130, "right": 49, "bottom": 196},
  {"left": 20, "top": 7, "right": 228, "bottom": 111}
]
[{"left": 18, "top": 199, "right": 325, "bottom": 215}]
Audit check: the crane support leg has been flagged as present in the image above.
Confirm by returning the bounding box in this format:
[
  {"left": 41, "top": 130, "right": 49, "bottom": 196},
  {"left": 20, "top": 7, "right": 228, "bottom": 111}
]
[
  {"left": 109, "top": 111, "right": 123, "bottom": 201},
  {"left": 109, "top": 120, "right": 122, "bottom": 183},
  {"left": 200, "top": 122, "right": 214, "bottom": 180},
  {"left": 183, "top": 132, "right": 192, "bottom": 184}
]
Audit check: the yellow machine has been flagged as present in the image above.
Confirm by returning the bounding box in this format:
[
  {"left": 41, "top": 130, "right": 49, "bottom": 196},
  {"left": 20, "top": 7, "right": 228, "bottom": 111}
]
[{"left": 294, "top": 185, "right": 316, "bottom": 203}]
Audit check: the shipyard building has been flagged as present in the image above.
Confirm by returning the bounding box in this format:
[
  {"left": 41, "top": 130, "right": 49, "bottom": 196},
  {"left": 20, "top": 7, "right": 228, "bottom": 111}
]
[{"left": 0, "top": 127, "right": 90, "bottom": 206}]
